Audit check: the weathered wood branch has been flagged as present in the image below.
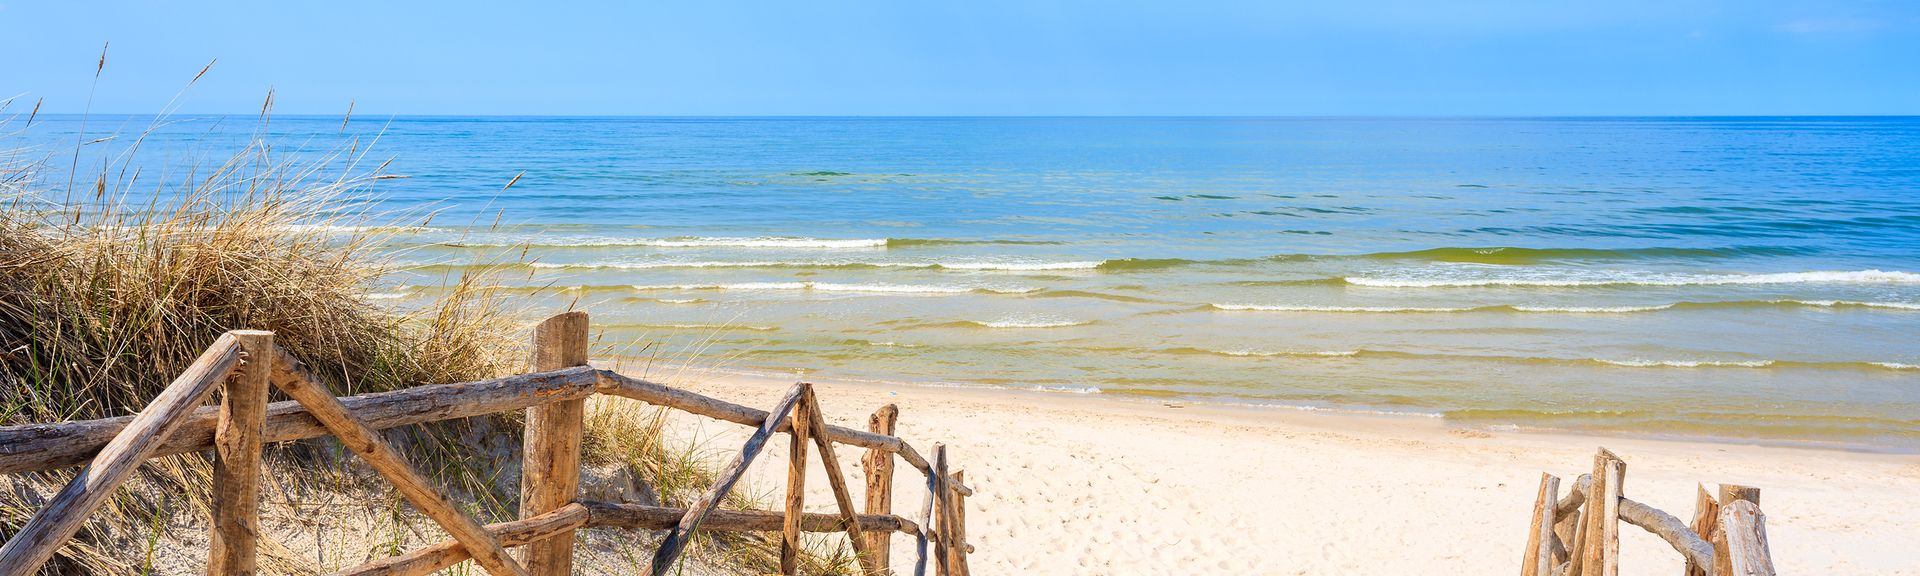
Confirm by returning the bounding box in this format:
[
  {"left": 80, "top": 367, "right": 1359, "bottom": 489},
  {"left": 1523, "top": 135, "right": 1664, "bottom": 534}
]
[
  {"left": 520, "top": 312, "right": 588, "bottom": 576},
  {"left": 1716, "top": 500, "right": 1774, "bottom": 576},
  {"left": 780, "top": 384, "right": 813, "bottom": 575},
  {"left": 800, "top": 388, "right": 878, "bottom": 576},
  {"left": 330, "top": 504, "right": 589, "bottom": 576},
  {"left": 595, "top": 372, "right": 974, "bottom": 497},
  {"left": 583, "top": 501, "right": 920, "bottom": 534},
  {"left": 648, "top": 383, "right": 808, "bottom": 576},
  {"left": 0, "top": 365, "right": 599, "bottom": 475},
  {"left": 0, "top": 333, "right": 242, "bottom": 575},
  {"left": 1554, "top": 474, "right": 1591, "bottom": 518},
  {"left": 211, "top": 330, "right": 273, "bottom": 576},
  {"left": 1618, "top": 496, "right": 1714, "bottom": 570},
  {"left": 863, "top": 404, "right": 899, "bottom": 575},
  {"left": 1522, "top": 473, "right": 1560, "bottom": 576},
  {"left": 271, "top": 347, "right": 529, "bottom": 576}
]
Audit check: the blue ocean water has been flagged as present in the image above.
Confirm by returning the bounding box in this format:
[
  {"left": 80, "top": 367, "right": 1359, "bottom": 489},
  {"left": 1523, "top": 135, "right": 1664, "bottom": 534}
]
[{"left": 12, "top": 115, "right": 1920, "bottom": 448}]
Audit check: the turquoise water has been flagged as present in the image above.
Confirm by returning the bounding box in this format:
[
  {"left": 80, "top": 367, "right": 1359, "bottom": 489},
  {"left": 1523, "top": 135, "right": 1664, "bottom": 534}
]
[{"left": 15, "top": 116, "right": 1920, "bottom": 448}]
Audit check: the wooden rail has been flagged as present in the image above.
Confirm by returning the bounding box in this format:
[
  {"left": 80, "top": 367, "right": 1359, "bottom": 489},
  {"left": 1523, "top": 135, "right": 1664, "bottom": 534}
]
[
  {"left": 1519, "top": 448, "right": 1774, "bottom": 576},
  {"left": 0, "top": 312, "right": 977, "bottom": 576}
]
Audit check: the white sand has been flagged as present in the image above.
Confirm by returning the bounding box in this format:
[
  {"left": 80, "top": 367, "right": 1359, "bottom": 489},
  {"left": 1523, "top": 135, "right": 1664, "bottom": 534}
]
[{"left": 632, "top": 369, "right": 1920, "bottom": 575}]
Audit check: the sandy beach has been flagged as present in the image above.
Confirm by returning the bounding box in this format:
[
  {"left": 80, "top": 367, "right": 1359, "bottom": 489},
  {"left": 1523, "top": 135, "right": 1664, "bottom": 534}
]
[{"left": 630, "top": 369, "right": 1920, "bottom": 575}]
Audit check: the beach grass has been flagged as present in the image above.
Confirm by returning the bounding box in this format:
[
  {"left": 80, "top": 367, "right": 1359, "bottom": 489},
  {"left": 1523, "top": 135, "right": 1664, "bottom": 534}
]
[{"left": 0, "top": 105, "right": 855, "bottom": 574}]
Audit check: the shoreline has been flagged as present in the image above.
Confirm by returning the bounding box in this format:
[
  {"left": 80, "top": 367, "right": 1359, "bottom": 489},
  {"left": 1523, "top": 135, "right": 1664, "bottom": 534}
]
[
  {"left": 619, "top": 364, "right": 1920, "bottom": 574},
  {"left": 616, "top": 361, "right": 1920, "bottom": 456}
]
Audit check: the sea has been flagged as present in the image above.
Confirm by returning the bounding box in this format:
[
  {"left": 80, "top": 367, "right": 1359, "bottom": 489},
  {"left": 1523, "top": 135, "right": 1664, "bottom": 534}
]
[{"left": 13, "top": 115, "right": 1920, "bottom": 450}]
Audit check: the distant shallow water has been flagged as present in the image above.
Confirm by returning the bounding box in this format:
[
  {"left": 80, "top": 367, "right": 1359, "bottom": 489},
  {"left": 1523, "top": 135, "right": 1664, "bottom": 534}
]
[{"left": 18, "top": 115, "right": 1920, "bottom": 450}]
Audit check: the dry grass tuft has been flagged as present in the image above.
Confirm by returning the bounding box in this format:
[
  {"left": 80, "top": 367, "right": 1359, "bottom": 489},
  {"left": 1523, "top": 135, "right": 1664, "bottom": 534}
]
[{"left": 0, "top": 108, "right": 860, "bottom": 574}]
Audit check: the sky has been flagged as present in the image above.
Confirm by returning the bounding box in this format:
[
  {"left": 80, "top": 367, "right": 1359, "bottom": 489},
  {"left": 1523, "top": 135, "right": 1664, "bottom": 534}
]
[{"left": 1, "top": 0, "right": 1916, "bottom": 116}]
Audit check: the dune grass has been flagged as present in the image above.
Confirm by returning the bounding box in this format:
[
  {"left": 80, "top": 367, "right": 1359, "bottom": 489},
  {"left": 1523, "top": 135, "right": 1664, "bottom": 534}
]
[{"left": 0, "top": 105, "right": 858, "bottom": 574}]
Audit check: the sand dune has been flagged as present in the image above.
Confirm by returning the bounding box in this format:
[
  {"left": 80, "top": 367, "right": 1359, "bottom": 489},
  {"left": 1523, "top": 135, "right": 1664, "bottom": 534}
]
[{"left": 637, "top": 371, "right": 1920, "bottom": 575}]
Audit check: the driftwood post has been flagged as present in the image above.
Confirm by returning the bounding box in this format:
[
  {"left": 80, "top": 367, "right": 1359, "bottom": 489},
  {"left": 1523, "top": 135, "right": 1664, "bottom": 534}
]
[
  {"left": 1575, "top": 448, "right": 1625, "bottom": 576},
  {"left": 933, "top": 444, "right": 955, "bottom": 576},
  {"left": 0, "top": 334, "right": 242, "bottom": 575},
  {"left": 799, "top": 389, "right": 878, "bottom": 576},
  {"left": 782, "top": 384, "right": 814, "bottom": 575},
  {"left": 1521, "top": 472, "right": 1559, "bottom": 576},
  {"left": 211, "top": 330, "right": 274, "bottom": 576},
  {"left": 1716, "top": 500, "right": 1774, "bottom": 576},
  {"left": 949, "top": 469, "right": 971, "bottom": 576},
  {"left": 271, "top": 352, "right": 530, "bottom": 576},
  {"left": 1712, "top": 485, "right": 1765, "bottom": 576},
  {"left": 521, "top": 311, "right": 589, "bottom": 575},
  {"left": 864, "top": 405, "right": 899, "bottom": 575},
  {"left": 1686, "top": 485, "right": 1719, "bottom": 576},
  {"left": 649, "top": 383, "right": 808, "bottom": 575}
]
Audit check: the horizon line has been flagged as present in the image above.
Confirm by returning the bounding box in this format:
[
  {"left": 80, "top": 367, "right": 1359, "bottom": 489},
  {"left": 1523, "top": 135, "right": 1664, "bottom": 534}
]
[{"left": 15, "top": 112, "right": 1920, "bottom": 120}]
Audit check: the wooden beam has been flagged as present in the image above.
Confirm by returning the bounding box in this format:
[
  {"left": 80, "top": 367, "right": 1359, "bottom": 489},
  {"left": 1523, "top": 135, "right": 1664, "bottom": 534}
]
[
  {"left": 782, "top": 384, "right": 813, "bottom": 576},
  {"left": 0, "top": 365, "right": 599, "bottom": 476},
  {"left": 594, "top": 372, "right": 973, "bottom": 497},
  {"left": 1716, "top": 500, "right": 1774, "bottom": 576},
  {"left": 1574, "top": 449, "right": 1625, "bottom": 576},
  {"left": 1616, "top": 496, "right": 1712, "bottom": 569},
  {"left": 270, "top": 348, "right": 529, "bottom": 576},
  {"left": 330, "top": 504, "right": 589, "bottom": 576},
  {"left": 863, "top": 405, "right": 899, "bottom": 576},
  {"left": 1523, "top": 473, "right": 1560, "bottom": 576},
  {"left": 933, "top": 444, "right": 954, "bottom": 576},
  {"left": 1596, "top": 455, "right": 1625, "bottom": 576},
  {"left": 914, "top": 445, "right": 940, "bottom": 576},
  {"left": 801, "top": 389, "right": 877, "bottom": 576},
  {"left": 949, "top": 469, "right": 971, "bottom": 576},
  {"left": 0, "top": 334, "right": 242, "bottom": 575},
  {"left": 583, "top": 500, "right": 919, "bottom": 534},
  {"left": 1686, "top": 485, "right": 1720, "bottom": 576},
  {"left": 520, "top": 312, "right": 589, "bottom": 576},
  {"left": 211, "top": 330, "right": 274, "bottom": 576},
  {"left": 648, "top": 382, "right": 808, "bottom": 576}
]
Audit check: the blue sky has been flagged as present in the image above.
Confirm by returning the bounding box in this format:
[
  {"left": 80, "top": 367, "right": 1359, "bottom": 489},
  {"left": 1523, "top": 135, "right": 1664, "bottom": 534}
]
[{"left": 2, "top": 0, "right": 1915, "bottom": 116}]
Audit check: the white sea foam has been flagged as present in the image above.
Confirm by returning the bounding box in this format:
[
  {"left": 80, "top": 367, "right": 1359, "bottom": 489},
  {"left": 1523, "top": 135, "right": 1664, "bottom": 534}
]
[
  {"left": 606, "top": 237, "right": 889, "bottom": 248},
  {"left": 364, "top": 291, "right": 413, "bottom": 300},
  {"left": 1210, "top": 349, "right": 1360, "bottom": 357},
  {"left": 1507, "top": 305, "right": 1675, "bottom": 313},
  {"left": 936, "top": 261, "right": 1103, "bottom": 271},
  {"left": 630, "top": 282, "right": 1035, "bottom": 294},
  {"left": 971, "top": 314, "right": 1091, "bottom": 328},
  {"left": 531, "top": 259, "right": 1099, "bottom": 271},
  {"left": 1345, "top": 269, "right": 1920, "bottom": 288},
  {"left": 1871, "top": 362, "right": 1920, "bottom": 370},
  {"left": 1212, "top": 304, "right": 1478, "bottom": 313},
  {"left": 279, "top": 224, "right": 432, "bottom": 234},
  {"left": 1027, "top": 384, "right": 1102, "bottom": 394},
  {"left": 635, "top": 323, "right": 777, "bottom": 331},
  {"left": 1593, "top": 358, "right": 1776, "bottom": 368},
  {"left": 1782, "top": 299, "right": 1920, "bottom": 310}
]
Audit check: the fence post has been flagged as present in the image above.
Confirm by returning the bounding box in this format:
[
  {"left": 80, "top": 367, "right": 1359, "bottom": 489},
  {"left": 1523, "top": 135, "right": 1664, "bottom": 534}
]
[
  {"left": 782, "top": 384, "right": 814, "bottom": 575},
  {"left": 1711, "top": 486, "right": 1762, "bottom": 576},
  {"left": 522, "top": 311, "right": 590, "bottom": 575},
  {"left": 863, "top": 405, "right": 899, "bottom": 575},
  {"left": 1716, "top": 500, "right": 1774, "bottom": 576},
  {"left": 0, "top": 334, "right": 242, "bottom": 575},
  {"left": 1685, "top": 485, "right": 1719, "bottom": 576},
  {"left": 211, "top": 330, "right": 274, "bottom": 575},
  {"left": 1521, "top": 472, "right": 1558, "bottom": 576},
  {"left": 950, "top": 469, "right": 971, "bottom": 576}
]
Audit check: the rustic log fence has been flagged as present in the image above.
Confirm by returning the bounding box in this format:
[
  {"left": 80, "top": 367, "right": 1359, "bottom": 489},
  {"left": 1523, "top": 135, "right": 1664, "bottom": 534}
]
[
  {"left": 0, "top": 312, "right": 973, "bottom": 576},
  {"left": 1521, "top": 448, "right": 1774, "bottom": 576}
]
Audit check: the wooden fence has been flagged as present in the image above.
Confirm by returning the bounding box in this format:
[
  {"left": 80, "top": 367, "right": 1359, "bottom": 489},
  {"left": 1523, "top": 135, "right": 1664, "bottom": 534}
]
[
  {"left": 1520, "top": 448, "right": 1774, "bottom": 576},
  {"left": 0, "top": 312, "right": 973, "bottom": 576}
]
